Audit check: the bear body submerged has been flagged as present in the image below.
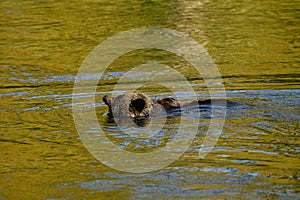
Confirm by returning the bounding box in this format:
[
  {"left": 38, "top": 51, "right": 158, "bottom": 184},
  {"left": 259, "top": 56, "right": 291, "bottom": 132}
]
[{"left": 103, "top": 92, "right": 237, "bottom": 118}]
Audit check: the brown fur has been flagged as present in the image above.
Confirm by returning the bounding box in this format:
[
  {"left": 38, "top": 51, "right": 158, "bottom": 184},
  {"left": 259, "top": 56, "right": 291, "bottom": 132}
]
[{"left": 103, "top": 92, "right": 236, "bottom": 118}]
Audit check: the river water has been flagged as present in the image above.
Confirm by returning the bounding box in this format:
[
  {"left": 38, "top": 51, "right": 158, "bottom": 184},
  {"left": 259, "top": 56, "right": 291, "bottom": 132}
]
[{"left": 0, "top": 0, "right": 299, "bottom": 199}]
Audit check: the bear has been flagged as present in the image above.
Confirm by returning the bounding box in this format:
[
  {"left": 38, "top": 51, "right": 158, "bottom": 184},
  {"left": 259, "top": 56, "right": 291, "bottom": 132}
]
[
  {"left": 103, "top": 92, "right": 236, "bottom": 119},
  {"left": 103, "top": 92, "right": 153, "bottom": 118}
]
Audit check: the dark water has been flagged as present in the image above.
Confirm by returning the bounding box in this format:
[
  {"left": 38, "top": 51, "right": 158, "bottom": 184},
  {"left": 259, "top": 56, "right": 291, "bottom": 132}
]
[{"left": 1, "top": 0, "right": 299, "bottom": 199}]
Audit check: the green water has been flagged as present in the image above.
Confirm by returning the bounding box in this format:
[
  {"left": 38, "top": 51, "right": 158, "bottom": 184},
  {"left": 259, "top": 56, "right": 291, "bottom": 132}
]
[{"left": 0, "top": 0, "right": 299, "bottom": 199}]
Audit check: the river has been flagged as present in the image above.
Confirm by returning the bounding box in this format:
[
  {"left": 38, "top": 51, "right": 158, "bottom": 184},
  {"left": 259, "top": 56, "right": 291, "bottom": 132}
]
[{"left": 0, "top": 0, "right": 299, "bottom": 199}]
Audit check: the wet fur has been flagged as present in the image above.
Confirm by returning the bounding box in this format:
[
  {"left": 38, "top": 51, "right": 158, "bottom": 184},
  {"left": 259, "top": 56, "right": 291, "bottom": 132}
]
[{"left": 103, "top": 92, "right": 237, "bottom": 118}]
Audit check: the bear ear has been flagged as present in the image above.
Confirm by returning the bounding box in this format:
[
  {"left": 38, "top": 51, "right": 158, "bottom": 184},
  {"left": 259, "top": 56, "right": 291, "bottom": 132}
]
[{"left": 103, "top": 95, "right": 112, "bottom": 106}]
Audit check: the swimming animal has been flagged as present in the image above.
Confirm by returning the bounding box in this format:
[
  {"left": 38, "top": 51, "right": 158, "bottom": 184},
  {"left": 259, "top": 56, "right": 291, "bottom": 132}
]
[{"left": 103, "top": 92, "right": 236, "bottom": 118}]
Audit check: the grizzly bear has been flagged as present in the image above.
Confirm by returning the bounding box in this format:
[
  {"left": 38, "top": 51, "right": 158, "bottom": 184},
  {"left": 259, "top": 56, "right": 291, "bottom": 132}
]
[{"left": 103, "top": 92, "right": 235, "bottom": 118}]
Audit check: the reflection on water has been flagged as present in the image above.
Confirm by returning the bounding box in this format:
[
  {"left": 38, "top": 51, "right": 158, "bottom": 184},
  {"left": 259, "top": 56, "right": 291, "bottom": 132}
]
[{"left": 0, "top": 0, "right": 299, "bottom": 199}]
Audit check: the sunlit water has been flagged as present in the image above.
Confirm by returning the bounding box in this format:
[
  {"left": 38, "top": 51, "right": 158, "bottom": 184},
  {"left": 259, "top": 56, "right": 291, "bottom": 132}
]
[{"left": 0, "top": 0, "right": 299, "bottom": 199}]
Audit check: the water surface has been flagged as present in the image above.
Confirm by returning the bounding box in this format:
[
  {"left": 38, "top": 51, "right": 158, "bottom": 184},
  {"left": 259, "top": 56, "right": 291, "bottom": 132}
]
[{"left": 0, "top": 0, "right": 299, "bottom": 199}]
